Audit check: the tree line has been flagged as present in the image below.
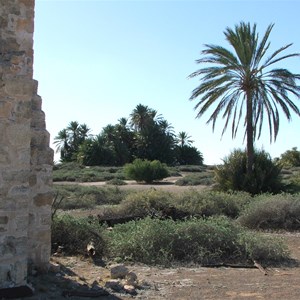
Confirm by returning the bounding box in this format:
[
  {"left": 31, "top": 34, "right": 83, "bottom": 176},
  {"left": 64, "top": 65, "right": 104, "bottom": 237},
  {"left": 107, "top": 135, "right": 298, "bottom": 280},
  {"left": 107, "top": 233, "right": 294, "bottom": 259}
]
[{"left": 54, "top": 104, "right": 203, "bottom": 166}]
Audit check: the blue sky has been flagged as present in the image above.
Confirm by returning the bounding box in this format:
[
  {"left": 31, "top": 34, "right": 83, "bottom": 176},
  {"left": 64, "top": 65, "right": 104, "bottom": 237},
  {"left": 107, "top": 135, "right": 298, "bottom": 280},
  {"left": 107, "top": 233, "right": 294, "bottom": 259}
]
[{"left": 34, "top": 0, "right": 300, "bottom": 164}]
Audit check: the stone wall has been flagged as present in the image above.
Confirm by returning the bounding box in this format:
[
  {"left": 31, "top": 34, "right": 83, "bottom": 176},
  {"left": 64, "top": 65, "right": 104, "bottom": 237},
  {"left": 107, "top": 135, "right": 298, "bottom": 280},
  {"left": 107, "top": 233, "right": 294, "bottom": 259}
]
[{"left": 0, "top": 0, "right": 53, "bottom": 288}]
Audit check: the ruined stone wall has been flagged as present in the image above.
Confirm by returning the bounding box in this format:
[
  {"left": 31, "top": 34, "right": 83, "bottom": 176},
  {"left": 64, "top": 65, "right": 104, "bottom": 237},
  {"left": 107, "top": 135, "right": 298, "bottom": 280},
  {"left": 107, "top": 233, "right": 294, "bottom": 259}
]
[{"left": 0, "top": 0, "right": 53, "bottom": 288}]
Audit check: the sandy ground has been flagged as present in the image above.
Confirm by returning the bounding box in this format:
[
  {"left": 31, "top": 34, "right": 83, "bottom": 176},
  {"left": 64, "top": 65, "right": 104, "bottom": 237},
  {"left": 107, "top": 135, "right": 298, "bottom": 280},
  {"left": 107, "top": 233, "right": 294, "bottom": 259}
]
[
  {"left": 25, "top": 180, "right": 300, "bottom": 299},
  {"left": 23, "top": 232, "right": 300, "bottom": 300}
]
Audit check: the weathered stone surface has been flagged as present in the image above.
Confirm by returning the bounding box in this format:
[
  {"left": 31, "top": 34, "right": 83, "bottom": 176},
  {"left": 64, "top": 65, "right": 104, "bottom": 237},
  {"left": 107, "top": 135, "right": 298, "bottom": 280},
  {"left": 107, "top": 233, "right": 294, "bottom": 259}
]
[
  {"left": 33, "top": 192, "right": 53, "bottom": 207},
  {"left": 0, "top": 216, "right": 9, "bottom": 224},
  {"left": 0, "top": 0, "right": 53, "bottom": 289}
]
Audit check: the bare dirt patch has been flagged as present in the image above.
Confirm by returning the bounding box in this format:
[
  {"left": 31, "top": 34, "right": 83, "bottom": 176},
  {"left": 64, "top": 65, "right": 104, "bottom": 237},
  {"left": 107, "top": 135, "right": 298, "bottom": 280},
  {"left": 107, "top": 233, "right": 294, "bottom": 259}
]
[
  {"left": 25, "top": 232, "right": 300, "bottom": 300},
  {"left": 32, "top": 180, "right": 300, "bottom": 299},
  {"left": 54, "top": 176, "right": 210, "bottom": 194}
]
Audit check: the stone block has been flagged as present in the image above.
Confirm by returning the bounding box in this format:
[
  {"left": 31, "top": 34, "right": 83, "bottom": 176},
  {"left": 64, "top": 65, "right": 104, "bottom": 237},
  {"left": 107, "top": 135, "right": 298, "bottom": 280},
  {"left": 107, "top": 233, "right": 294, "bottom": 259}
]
[
  {"left": 33, "top": 192, "right": 53, "bottom": 207},
  {"left": 0, "top": 0, "right": 52, "bottom": 289},
  {"left": 4, "top": 77, "right": 35, "bottom": 98},
  {"left": 0, "top": 101, "right": 13, "bottom": 118},
  {"left": 7, "top": 123, "right": 31, "bottom": 147},
  {"left": 0, "top": 216, "right": 8, "bottom": 224},
  {"left": 110, "top": 264, "right": 129, "bottom": 279}
]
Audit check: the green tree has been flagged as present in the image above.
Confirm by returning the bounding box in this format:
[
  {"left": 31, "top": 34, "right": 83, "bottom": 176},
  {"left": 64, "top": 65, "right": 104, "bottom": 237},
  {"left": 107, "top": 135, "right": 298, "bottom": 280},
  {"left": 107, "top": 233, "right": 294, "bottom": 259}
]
[
  {"left": 54, "top": 128, "right": 71, "bottom": 162},
  {"left": 278, "top": 147, "right": 300, "bottom": 167},
  {"left": 174, "top": 145, "right": 203, "bottom": 165},
  {"left": 189, "top": 22, "right": 300, "bottom": 175},
  {"left": 176, "top": 131, "right": 194, "bottom": 148},
  {"left": 129, "top": 104, "right": 159, "bottom": 132},
  {"left": 129, "top": 104, "right": 176, "bottom": 163},
  {"left": 54, "top": 121, "right": 91, "bottom": 162},
  {"left": 78, "top": 135, "right": 116, "bottom": 166}
]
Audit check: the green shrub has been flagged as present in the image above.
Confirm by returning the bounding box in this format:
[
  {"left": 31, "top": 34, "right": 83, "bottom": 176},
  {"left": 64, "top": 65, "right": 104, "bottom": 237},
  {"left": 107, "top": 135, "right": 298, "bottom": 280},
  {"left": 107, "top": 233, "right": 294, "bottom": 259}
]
[
  {"left": 238, "top": 232, "right": 289, "bottom": 263},
  {"left": 175, "top": 190, "right": 252, "bottom": 218},
  {"left": 53, "top": 185, "right": 126, "bottom": 210},
  {"left": 176, "top": 165, "right": 206, "bottom": 172},
  {"left": 215, "top": 149, "right": 283, "bottom": 195},
  {"left": 118, "top": 189, "right": 174, "bottom": 216},
  {"left": 53, "top": 163, "right": 124, "bottom": 182},
  {"left": 175, "top": 173, "right": 214, "bottom": 186},
  {"left": 52, "top": 215, "right": 105, "bottom": 256},
  {"left": 238, "top": 193, "right": 300, "bottom": 230},
  {"left": 124, "top": 159, "right": 169, "bottom": 183},
  {"left": 282, "top": 171, "right": 300, "bottom": 194},
  {"left": 106, "top": 178, "right": 127, "bottom": 185},
  {"left": 104, "top": 216, "right": 289, "bottom": 265},
  {"left": 96, "top": 189, "right": 251, "bottom": 220},
  {"left": 278, "top": 147, "right": 300, "bottom": 168}
]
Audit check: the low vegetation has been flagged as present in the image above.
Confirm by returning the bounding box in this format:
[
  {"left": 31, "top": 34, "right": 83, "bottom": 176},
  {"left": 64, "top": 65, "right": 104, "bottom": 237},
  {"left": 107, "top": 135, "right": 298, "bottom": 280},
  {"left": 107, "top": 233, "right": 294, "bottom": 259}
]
[
  {"left": 51, "top": 161, "right": 300, "bottom": 268},
  {"left": 175, "top": 172, "right": 214, "bottom": 186},
  {"left": 124, "top": 159, "right": 169, "bottom": 183},
  {"left": 52, "top": 215, "right": 289, "bottom": 266},
  {"left": 215, "top": 149, "right": 283, "bottom": 195},
  {"left": 53, "top": 185, "right": 126, "bottom": 210},
  {"left": 238, "top": 193, "right": 300, "bottom": 230}
]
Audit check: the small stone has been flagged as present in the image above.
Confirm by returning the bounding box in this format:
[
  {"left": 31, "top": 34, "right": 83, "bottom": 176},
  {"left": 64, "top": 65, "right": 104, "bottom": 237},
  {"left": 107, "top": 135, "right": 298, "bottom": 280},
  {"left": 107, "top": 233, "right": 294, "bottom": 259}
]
[
  {"left": 110, "top": 264, "right": 129, "bottom": 279},
  {"left": 125, "top": 271, "right": 138, "bottom": 286},
  {"left": 48, "top": 262, "right": 60, "bottom": 273},
  {"left": 104, "top": 279, "right": 123, "bottom": 292},
  {"left": 123, "top": 284, "right": 137, "bottom": 295}
]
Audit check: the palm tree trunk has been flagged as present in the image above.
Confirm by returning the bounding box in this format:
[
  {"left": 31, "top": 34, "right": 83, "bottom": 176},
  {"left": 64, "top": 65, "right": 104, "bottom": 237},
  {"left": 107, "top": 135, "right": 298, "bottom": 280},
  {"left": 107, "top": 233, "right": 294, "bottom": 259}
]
[{"left": 246, "top": 91, "right": 254, "bottom": 175}]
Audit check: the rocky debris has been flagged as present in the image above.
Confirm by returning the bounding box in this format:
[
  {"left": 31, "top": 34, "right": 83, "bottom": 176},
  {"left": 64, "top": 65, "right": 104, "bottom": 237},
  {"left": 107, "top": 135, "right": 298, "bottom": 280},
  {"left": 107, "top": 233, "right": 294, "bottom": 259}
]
[
  {"left": 48, "top": 262, "right": 60, "bottom": 273},
  {"left": 104, "top": 279, "right": 124, "bottom": 292},
  {"left": 126, "top": 271, "right": 138, "bottom": 285},
  {"left": 104, "top": 264, "right": 140, "bottom": 295},
  {"left": 110, "top": 264, "right": 129, "bottom": 279},
  {"left": 123, "top": 284, "right": 137, "bottom": 295},
  {"left": 87, "top": 241, "right": 96, "bottom": 257}
]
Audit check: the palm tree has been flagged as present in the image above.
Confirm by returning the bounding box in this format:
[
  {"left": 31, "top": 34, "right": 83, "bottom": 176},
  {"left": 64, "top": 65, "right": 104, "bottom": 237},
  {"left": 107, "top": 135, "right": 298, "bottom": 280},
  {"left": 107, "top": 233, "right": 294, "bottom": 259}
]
[
  {"left": 129, "top": 104, "right": 159, "bottom": 131},
  {"left": 177, "top": 131, "right": 194, "bottom": 148},
  {"left": 54, "top": 128, "right": 70, "bottom": 161},
  {"left": 189, "top": 22, "right": 300, "bottom": 174}
]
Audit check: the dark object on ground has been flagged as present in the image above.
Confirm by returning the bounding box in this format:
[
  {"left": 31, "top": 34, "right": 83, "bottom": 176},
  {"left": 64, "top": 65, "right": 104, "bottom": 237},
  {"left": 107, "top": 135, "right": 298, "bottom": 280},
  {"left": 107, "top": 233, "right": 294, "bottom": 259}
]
[
  {"left": 0, "top": 285, "right": 34, "bottom": 299},
  {"left": 159, "top": 206, "right": 190, "bottom": 221},
  {"left": 98, "top": 215, "right": 143, "bottom": 227},
  {"left": 97, "top": 206, "right": 191, "bottom": 226},
  {"left": 62, "top": 288, "right": 110, "bottom": 298}
]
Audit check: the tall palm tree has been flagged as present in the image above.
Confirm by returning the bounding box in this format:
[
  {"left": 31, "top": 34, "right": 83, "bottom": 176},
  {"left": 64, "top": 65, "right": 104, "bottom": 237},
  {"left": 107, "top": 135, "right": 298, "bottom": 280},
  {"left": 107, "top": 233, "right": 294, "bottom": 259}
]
[
  {"left": 129, "top": 104, "right": 159, "bottom": 131},
  {"left": 189, "top": 22, "right": 300, "bottom": 174},
  {"left": 54, "top": 128, "right": 71, "bottom": 161},
  {"left": 177, "top": 131, "right": 194, "bottom": 148}
]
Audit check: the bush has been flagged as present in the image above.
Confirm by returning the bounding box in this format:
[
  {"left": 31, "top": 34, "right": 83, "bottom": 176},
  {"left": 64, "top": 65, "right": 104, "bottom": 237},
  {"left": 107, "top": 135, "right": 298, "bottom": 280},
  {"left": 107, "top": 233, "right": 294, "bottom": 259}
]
[
  {"left": 238, "top": 193, "right": 300, "bottom": 230},
  {"left": 106, "top": 178, "right": 127, "bottom": 185},
  {"left": 53, "top": 163, "right": 125, "bottom": 182},
  {"left": 53, "top": 185, "right": 126, "bottom": 210},
  {"left": 104, "top": 216, "right": 289, "bottom": 265},
  {"left": 96, "top": 189, "right": 251, "bottom": 221},
  {"left": 124, "top": 159, "right": 169, "bottom": 183},
  {"left": 175, "top": 173, "right": 214, "bottom": 186},
  {"left": 278, "top": 147, "right": 300, "bottom": 168},
  {"left": 52, "top": 215, "right": 105, "bottom": 256},
  {"left": 175, "top": 190, "right": 252, "bottom": 218},
  {"left": 118, "top": 189, "right": 174, "bottom": 217},
  {"left": 215, "top": 149, "right": 283, "bottom": 195}
]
